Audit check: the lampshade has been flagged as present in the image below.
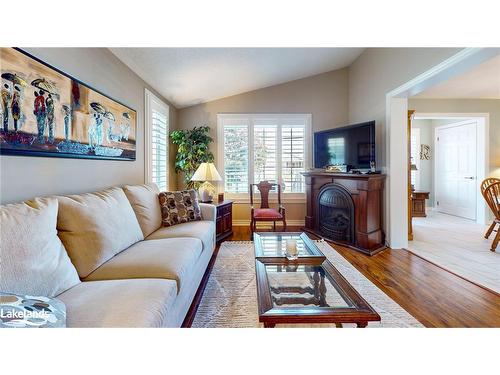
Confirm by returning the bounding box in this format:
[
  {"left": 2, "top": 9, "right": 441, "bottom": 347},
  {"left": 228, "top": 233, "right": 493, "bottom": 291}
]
[
  {"left": 191, "top": 162, "right": 222, "bottom": 182},
  {"left": 491, "top": 167, "right": 500, "bottom": 178}
]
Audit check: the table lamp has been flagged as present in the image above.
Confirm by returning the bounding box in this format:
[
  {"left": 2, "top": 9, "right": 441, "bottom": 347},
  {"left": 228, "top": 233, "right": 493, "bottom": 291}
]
[
  {"left": 492, "top": 167, "right": 500, "bottom": 179},
  {"left": 191, "top": 162, "right": 222, "bottom": 202}
]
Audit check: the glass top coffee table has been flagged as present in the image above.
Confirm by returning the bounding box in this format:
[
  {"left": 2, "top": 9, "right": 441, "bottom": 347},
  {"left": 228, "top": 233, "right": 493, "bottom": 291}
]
[{"left": 253, "top": 232, "right": 381, "bottom": 328}]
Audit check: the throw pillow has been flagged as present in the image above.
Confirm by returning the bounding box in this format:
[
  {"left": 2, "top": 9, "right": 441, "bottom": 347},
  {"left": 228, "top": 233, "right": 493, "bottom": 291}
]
[
  {"left": 158, "top": 189, "right": 202, "bottom": 227},
  {"left": 0, "top": 198, "right": 81, "bottom": 298}
]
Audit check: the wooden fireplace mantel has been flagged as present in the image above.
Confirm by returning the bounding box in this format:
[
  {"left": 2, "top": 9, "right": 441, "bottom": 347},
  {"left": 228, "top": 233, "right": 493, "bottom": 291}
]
[{"left": 302, "top": 171, "right": 387, "bottom": 256}]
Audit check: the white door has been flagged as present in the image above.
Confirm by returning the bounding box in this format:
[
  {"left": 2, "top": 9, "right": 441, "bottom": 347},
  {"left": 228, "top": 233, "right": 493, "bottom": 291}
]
[{"left": 435, "top": 121, "right": 477, "bottom": 220}]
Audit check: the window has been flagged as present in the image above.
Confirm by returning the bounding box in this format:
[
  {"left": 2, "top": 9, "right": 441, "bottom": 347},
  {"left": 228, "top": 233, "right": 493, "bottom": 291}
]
[
  {"left": 327, "top": 137, "right": 345, "bottom": 165},
  {"left": 217, "top": 114, "right": 311, "bottom": 200},
  {"left": 254, "top": 123, "right": 277, "bottom": 184},
  {"left": 410, "top": 128, "right": 421, "bottom": 190},
  {"left": 223, "top": 123, "right": 249, "bottom": 193},
  {"left": 281, "top": 125, "right": 306, "bottom": 193},
  {"left": 145, "top": 89, "right": 169, "bottom": 191}
]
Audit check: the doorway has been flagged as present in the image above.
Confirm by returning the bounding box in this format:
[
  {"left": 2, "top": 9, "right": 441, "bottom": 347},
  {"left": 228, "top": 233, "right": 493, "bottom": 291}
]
[
  {"left": 412, "top": 114, "right": 489, "bottom": 225},
  {"left": 386, "top": 48, "right": 499, "bottom": 294},
  {"left": 408, "top": 114, "right": 495, "bottom": 293}
]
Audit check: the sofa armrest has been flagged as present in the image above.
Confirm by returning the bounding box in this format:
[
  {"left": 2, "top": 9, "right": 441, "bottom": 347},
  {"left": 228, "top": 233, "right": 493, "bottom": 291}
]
[{"left": 199, "top": 203, "right": 216, "bottom": 222}]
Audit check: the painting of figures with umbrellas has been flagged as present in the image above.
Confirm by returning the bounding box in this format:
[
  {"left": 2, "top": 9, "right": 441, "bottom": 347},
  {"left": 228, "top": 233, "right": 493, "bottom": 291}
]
[{"left": 0, "top": 48, "right": 136, "bottom": 160}]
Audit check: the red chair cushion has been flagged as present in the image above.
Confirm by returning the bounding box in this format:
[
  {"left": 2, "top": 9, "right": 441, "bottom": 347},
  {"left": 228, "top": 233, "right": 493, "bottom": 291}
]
[{"left": 253, "top": 208, "right": 283, "bottom": 219}]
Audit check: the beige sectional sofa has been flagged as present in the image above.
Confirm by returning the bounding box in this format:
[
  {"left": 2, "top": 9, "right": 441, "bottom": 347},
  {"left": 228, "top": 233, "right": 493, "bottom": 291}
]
[{"left": 0, "top": 183, "right": 216, "bottom": 328}]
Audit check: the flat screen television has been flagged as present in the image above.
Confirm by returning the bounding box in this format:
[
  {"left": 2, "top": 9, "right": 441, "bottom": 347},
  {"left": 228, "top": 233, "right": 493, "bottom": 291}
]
[{"left": 314, "top": 121, "right": 375, "bottom": 170}]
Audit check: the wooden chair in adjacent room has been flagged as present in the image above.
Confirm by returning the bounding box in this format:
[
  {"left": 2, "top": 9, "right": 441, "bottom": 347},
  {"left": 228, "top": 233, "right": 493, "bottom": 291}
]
[
  {"left": 482, "top": 180, "right": 500, "bottom": 252},
  {"left": 480, "top": 177, "right": 500, "bottom": 241},
  {"left": 249, "top": 180, "right": 286, "bottom": 232}
]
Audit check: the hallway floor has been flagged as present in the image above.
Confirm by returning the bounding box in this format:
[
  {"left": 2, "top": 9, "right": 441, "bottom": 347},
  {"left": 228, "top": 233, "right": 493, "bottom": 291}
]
[{"left": 409, "top": 209, "right": 500, "bottom": 294}]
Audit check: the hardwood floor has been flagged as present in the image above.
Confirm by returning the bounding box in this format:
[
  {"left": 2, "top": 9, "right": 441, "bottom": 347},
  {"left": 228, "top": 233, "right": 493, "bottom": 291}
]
[{"left": 228, "top": 226, "right": 500, "bottom": 327}]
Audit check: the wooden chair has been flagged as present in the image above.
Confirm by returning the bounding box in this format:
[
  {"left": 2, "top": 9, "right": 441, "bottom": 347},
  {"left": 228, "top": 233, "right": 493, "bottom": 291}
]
[
  {"left": 250, "top": 181, "right": 286, "bottom": 232},
  {"left": 483, "top": 181, "right": 500, "bottom": 252},
  {"left": 480, "top": 178, "right": 500, "bottom": 240}
]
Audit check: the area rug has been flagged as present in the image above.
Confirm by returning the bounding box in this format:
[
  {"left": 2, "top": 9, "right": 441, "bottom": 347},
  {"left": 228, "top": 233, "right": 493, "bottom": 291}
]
[{"left": 192, "top": 240, "right": 423, "bottom": 328}]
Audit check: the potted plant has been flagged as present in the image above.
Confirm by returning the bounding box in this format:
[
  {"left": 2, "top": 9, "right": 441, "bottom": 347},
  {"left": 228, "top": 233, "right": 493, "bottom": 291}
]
[{"left": 170, "top": 126, "right": 215, "bottom": 189}]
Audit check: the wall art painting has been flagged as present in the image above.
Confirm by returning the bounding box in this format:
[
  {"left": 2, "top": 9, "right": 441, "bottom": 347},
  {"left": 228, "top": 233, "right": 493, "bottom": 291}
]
[
  {"left": 0, "top": 48, "right": 136, "bottom": 160},
  {"left": 420, "top": 144, "right": 431, "bottom": 160}
]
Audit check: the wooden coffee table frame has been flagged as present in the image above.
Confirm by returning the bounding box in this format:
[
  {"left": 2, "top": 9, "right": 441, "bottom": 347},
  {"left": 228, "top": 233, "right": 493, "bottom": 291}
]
[{"left": 254, "top": 236, "right": 381, "bottom": 328}]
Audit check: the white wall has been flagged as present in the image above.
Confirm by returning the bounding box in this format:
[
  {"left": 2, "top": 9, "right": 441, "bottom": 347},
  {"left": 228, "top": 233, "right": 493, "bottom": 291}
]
[
  {"left": 0, "top": 48, "right": 177, "bottom": 204},
  {"left": 411, "top": 119, "right": 434, "bottom": 205}
]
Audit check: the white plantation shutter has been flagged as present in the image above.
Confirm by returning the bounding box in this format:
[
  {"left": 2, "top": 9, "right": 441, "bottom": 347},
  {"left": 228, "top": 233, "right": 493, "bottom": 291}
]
[
  {"left": 145, "top": 89, "right": 169, "bottom": 192},
  {"left": 218, "top": 114, "right": 310, "bottom": 197},
  {"left": 151, "top": 110, "right": 168, "bottom": 191},
  {"left": 281, "top": 125, "right": 305, "bottom": 193},
  {"left": 254, "top": 124, "right": 278, "bottom": 184},
  {"left": 223, "top": 124, "right": 249, "bottom": 193}
]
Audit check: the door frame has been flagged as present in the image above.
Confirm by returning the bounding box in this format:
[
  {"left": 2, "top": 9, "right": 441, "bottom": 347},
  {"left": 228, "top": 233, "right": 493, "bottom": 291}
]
[
  {"left": 385, "top": 48, "right": 499, "bottom": 248},
  {"left": 421, "top": 115, "right": 489, "bottom": 224}
]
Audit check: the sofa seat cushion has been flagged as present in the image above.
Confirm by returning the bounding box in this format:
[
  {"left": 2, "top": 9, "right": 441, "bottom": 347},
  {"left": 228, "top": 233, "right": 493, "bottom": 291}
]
[
  {"left": 57, "top": 187, "right": 144, "bottom": 279},
  {"left": 57, "top": 279, "right": 177, "bottom": 328},
  {"left": 0, "top": 198, "right": 80, "bottom": 298},
  {"left": 146, "top": 220, "right": 215, "bottom": 252},
  {"left": 253, "top": 208, "right": 283, "bottom": 219},
  {"left": 84, "top": 238, "right": 203, "bottom": 292},
  {"left": 123, "top": 183, "right": 162, "bottom": 238}
]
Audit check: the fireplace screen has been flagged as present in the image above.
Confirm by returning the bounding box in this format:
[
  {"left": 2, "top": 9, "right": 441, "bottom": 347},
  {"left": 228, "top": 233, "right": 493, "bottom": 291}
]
[{"left": 317, "top": 184, "right": 355, "bottom": 243}]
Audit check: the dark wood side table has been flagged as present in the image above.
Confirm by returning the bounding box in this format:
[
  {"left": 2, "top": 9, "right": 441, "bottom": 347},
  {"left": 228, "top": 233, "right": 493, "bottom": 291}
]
[
  {"left": 213, "top": 200, "right": 233, "bottom": 242},
  {"left": 412, "top": 191, "right": 430, "bottom": 217}
]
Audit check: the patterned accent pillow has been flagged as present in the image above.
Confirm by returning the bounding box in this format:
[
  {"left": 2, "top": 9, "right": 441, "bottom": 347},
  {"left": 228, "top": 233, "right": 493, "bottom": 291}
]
[{"left": 158, "top": 189, "right": 202, "bottom": 227}]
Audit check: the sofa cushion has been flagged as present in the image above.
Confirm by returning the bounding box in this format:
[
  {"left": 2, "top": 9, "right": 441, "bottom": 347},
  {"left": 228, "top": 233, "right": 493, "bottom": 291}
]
[
  {"left": 146, "top": 221, "right": 215, "bottom": 252},
  {"left": 123, "top": 183, "right": 162, "bottom": 237},
  {"left": 84, "top": 238, "right": 203, "bottom": 292},
  {"left": 158, "top": 189, "right": 202, "bottom": 227},
  {"left": 253, "top": 208, "right": 283, "bottom": 219},
  {"left": 0, "top": 198, "right": 80, "bottom": 298},
  {"left": 57, "top": 279, "right": 177, "bottom": 328},
  {"left": 56, "top": 187, "right": 144, "bottom": 279}
]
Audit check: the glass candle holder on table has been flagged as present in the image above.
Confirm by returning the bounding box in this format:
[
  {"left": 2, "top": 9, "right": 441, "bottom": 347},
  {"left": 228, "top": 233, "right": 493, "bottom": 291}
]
[{"left": 285, "top": 239, "right": 298, "bottom": 260}]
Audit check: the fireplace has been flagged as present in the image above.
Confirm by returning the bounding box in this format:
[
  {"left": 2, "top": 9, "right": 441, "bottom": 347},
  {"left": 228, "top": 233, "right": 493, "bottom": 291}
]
[
  {"left": 302, "top": 171, "right": 386, "bottom": 255},
  {"left": 317, "top": 184, "right": 355, "bottom": 242}
]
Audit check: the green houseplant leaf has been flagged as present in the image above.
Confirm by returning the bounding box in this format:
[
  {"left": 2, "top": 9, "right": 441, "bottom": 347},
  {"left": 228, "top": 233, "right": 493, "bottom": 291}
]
[{"left": 170, "top": 126, "right": 215, "bottom": 189}]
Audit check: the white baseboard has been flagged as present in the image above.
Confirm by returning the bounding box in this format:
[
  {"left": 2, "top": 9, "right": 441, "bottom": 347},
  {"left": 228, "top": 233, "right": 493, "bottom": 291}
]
[{"left": 232, "top": 219, "right": 305, "bottom": 227}]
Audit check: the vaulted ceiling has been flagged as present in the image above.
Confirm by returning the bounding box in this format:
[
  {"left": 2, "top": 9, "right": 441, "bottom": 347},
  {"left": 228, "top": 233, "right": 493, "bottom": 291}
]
[{"left": 110, "top": 48, "right": 365, "bottom": 108}]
